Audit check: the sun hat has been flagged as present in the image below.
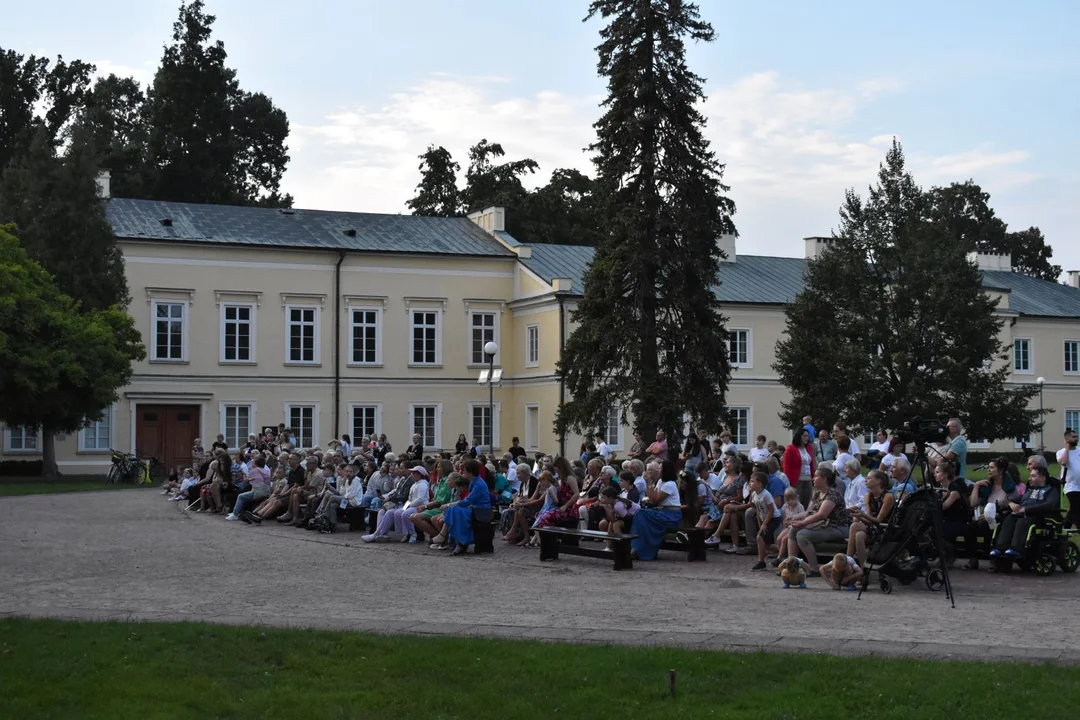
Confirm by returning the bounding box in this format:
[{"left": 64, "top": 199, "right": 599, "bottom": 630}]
[{"left": 409, "top": 465, "right": 429, "bottom": 478}]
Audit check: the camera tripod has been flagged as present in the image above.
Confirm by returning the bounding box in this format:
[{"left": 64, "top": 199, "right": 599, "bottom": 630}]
[{"left": 856, "top": 441, "right": 957, "bottom": 608}]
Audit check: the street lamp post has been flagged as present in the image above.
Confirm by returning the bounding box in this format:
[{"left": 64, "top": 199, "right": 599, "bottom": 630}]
[
  {"left": 1037, "top": 376, "right": 1046, "bottom": 455},
  {"left": 484, "top": 341, "right": 498, "bottom": 456}
]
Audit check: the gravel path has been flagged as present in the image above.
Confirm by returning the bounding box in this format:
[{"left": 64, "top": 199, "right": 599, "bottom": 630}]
[{"left": 2, "top": 489, "right": 1078, "bottom": 663}]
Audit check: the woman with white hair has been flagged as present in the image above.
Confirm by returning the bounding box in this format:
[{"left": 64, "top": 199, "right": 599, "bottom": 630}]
[
  {"left": 842, "top": 458, "right": 868, "bottom": 508},
  {"left": 888, "top": 455, "right": 917, "bottom": 498},
  {"left": 363, "top": 465, "right": 428, "bottom": 542}
]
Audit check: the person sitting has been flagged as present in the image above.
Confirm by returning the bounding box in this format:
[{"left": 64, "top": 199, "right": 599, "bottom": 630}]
[
  {"left": 629, "top": 460, "right": 683, "bottom": 560},
  {"left": 963, "top": 456, "right": 1019, "bottom": 570},
  {"left": 533, "top": 459, "right": 581, "bottom": 530},
  {"left": 990, "top": 464, "right": 1060, "bottom": 561},
  {"left": 787, "top": 465, "right": 849, "bottom": 577},
  {"left": 865, "top": 431, "right": 891, "bottom": 470},
  {"left": 428, "top": 459, "right": 491, "bottom": 555},
  {"left": 247, "top": 467, "right": 289, "bottom": 521},
  {"left": 323, "top": 463, "right": 363, "bottom": 528},
  {"left": 887, "top": 456, "right": 917, "bottom": 499},
  {"left": 842, "top": 459, "right": 868, "bottom": 509},
  {"left": 845, "top": 469, "right": 895, "bottom": 567},
  {"left": 702, "top": 455, "right": 745, "bottom": 543},
  {"left": 502, "top": 465, "right": 540, "bottom": 544},
  {"left": 364, "top": 466, "right": 430, "bottom": 543},
  {"left": 281, "top": 455, "right": 326, "bottom": 528},
  {"left": 229, "top": 455, "right": 271, "bottom": 522},
  {"left": 772, "top": 487, "right": 806, "bottom": 566},
  {"left": 411, "top": 468, "right": 457, "bottom": 543},
  {"left": 935, "top": 458, "right": 970, "bottom": 564},
  {"left": 709, "top": 459, "right": 754, "bottom": 553},
  {"left": 748, "top": 435, "right": 771, "bottom": 464},
  {"left": 813, "top": 428, "right": 837, "bottom": 466}
]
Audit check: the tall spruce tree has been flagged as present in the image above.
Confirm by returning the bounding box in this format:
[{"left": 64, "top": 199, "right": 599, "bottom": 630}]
[
  {"left": 406, "top": 145, "right": 462, "bottom": 217},
  {"left": 555, "top": 0, "right": 737, "bottom": 442},
  {"left": 79, "top": 74, "right": 149, "bottom": 199},
  {"left": 774, "top": 140, "right": 1040, "bottom": 441},
  {"left": 141, "top": 1, "right": 291, "bottom": 206}
]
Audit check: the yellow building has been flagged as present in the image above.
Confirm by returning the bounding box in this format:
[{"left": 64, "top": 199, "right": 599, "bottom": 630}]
[{"left": 4, "top": 193, "right": 1080, "bottom": 474}]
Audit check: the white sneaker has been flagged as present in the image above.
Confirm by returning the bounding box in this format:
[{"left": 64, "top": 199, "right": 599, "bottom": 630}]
[
  {"left": 724, "top": 545, "right": 739, "bottom": 554},
  {"left": 225, "top": 514, "right": 239, "bottom": 521},
  {"left": 361, "top": 534, "right": 377, "bottom": 543},
  {"left": 704, "top": 536, "right": 722, "bottom": 546}
]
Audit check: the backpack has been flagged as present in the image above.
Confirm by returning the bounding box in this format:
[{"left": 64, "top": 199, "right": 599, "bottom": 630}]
[{"left": 309, "top": 515, "right": 334, "bottom": 534}]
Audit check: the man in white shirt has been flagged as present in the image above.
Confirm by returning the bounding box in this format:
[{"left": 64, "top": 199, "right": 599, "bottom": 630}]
[
  {"left": 865, "top": 431, "right": 890, "bottom": 469},
  {"left": 748, "top": 435, "right": 770, "bottom": 464},
  {"left": 833, "top": 422, "right": 860, "bottom": 459},
  {"left": 719, "top": 431, "right": 737, "bottom": 456},
  {"left": 1057, "top": 427, "right": 1080, "bottom": 530},
  {"left": 597, "top": 436, "right": 615, "bottom": 462}
]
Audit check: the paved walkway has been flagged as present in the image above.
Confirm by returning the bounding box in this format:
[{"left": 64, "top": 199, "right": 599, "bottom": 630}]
[{"left": 2, "top": 490, "right": 1078, "bottom": 664}]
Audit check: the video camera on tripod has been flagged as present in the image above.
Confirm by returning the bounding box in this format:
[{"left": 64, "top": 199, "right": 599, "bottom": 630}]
[{"left": 895, "top": 416, "right": 949, "bottom": 448}]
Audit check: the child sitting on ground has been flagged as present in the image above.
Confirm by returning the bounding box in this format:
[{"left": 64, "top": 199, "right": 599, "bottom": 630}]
[
  {"left": 772, "top": 487, "right": 806, "bottom": 566},
  {"left": 170, "top": 468, "right": 197, "bottom": 501},
  {"left": 162, "top": 465, "right": 184, "bottom": 495},
  {"left": 822, "top": 552, "right": 862, "bottom": 590}
]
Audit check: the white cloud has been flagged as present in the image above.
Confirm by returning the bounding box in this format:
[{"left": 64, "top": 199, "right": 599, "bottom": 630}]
[
  {"left": 282, "top": 70, "right": 1046, "bottom": 260},
  {"left": 90, "top": 59, "right": 156, "bottom": 86}
]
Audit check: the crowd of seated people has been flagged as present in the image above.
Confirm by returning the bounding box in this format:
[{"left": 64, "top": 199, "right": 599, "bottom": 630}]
[{"left": 159, "top": 420, "right": 1074, "bottom": 577}]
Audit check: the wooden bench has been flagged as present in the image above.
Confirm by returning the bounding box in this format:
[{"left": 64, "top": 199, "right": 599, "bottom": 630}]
[
  {"left": 537, "top": 527, "right": 638, "bottom": 571},
  {"left": 661, "top": 527, "right": 710, "bottom": 562}
]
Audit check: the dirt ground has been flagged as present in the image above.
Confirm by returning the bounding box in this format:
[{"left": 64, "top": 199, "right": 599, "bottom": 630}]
[{"left": 2, "top": 489, "right": 1078, "bottom": 663}]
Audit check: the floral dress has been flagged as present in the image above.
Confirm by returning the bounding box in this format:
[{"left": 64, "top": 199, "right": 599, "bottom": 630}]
[{"left": 534, "top": 481, "right": 577, "bottom": 528}]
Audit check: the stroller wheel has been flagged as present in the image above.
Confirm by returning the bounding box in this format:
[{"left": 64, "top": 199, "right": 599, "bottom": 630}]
[
  {"left": 1058, "top": 542, "right": 1079, "bottom": 574},
  {"left": 879, "top": 577, "right": 893, "bottom": 594},
  {"left": 925, "top": 568, "right": 945, "bottom": 592},
  {"left": 1033, "top": 553, "right": 1056, "bottom": 577}
]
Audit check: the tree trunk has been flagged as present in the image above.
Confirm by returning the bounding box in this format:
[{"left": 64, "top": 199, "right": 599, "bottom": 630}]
[{"left": 41, "top": 426, "right": 59, "bottom": 478}]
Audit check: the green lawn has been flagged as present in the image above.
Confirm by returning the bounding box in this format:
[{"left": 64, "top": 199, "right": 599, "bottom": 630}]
[
  {"left": 0, "top": 618, "right": 1076, "bottom": 719},
  {"left": 0, "top": 475, "right": 149, "bottom": 497}
]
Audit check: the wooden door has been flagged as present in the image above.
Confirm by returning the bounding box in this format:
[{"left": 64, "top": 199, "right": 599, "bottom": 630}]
[{"left": 136, "top": 404, "right": 201, "bottom": 472}]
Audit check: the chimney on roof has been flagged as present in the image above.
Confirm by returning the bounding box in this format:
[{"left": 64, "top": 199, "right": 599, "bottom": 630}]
[
  {"left": 467, "top": 206, "right": 506, "bottom": 234},
  {"left": 804, "top": 236, "right": 831, "bottom": 260},
  {"left": 95, "top": 169, "right": 111, "bottom": 199},
  {"left": 967, "top": 250, "right": 1012, "bottom": 272},
  {"left": 717, "top": 234, "right": 736, "bottom": 263},
  {"left": 1067, "top": 270, "right": 1080, "bottom": 289}
]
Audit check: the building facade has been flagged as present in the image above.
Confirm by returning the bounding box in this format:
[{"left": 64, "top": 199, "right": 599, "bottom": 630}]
[{"left": 4, "top": 194, "right": 1080, "bottom": 474}]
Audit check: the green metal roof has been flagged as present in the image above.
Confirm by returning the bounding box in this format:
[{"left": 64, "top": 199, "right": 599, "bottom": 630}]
[
  {"left": 106, "top": 198, "right": 516, "bottom": 257},
  {"left": 521, "top": 243, "right": 1080, "bottom": 316}
]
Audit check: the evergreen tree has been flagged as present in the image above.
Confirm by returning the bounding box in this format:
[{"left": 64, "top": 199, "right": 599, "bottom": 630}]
[
  {"left": 0, "top": 125, "right": 129, "bottom": 310},
  {"left": 460, "top": 139, "right": 538, "bottom": 233},
  {"left": 406, "top": 145, "right": 462, "bottom": 217},
  {"left": 555, "top": 0, "right": 737, "bottom": 442},
  {"left": 518, "top": 168, "right": 603, "bottom": 247},
  {"left": 78, "top": 74, "right": 149, "bottom": 199},
  {"left": 0, "top": 226, "right": 145, "bottom": 477},
  {"left": 141, "top": 1, "right": 291, "bottom": 206},
  {"left": 928, "top": 180, "right": 1061, "bottom": 281},
  {"left": 774, "top": 140, "right": 1040, "bottom": 441}
]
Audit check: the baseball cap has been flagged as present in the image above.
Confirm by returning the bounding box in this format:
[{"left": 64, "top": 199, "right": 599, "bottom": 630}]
[{"left": 409, "top": 465, "right": 429, "bottom": 478}]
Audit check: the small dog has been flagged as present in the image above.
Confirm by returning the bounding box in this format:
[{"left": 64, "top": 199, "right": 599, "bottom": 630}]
[{"left": 780, "top": 556, "right": 807, "bottom": 589}]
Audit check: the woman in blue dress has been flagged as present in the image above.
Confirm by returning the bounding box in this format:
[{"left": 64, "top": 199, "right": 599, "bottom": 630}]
[
  {"left": 631, "top": 460, "right": 683, "bottom": 560},
  {"left": 429, "top": 458, "right": 491, "bottom": 556}
]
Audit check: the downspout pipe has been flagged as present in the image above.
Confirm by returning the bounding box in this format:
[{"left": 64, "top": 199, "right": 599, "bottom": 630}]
[
  {"left": 558, "top": 294, "right": 566, "bottom": 458},
  {"left": 333, "top": 250, "right": 346, "bottom": 439}
]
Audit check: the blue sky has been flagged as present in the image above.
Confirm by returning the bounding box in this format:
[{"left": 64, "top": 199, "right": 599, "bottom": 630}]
[{"left": 9, "top": 0, "right": 1079, "bottom": 273}]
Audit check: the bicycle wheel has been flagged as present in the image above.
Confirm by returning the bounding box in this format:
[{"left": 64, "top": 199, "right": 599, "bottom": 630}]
[
  {"left": 106, "top": 465, "right": 120, "bottom": 485},
  {"left": 148, "top": 457, "right": 166, "bottom": 484}
]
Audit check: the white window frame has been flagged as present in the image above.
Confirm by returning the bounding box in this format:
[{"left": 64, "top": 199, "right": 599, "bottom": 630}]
[
  {"left": 525, "top": 403, "right": 540, "bottom": 451},
  {"left": 348, "top": 306, "right": 383, "bottom": 367},
  {"left": 285, "top": 304, "right": 320, "bottom": 365},
  {"left": 728, "top": 328, "right": 752, "bottom": 369},
  {"left": 79, "top": 405, "right": 114, "bottom": 452},
  {"left": 1064, "top": 340, "right": 1080, "bottom": 375},
  {"left": 150, "top": 300, "right": 188, "bottom": 362},
  {"left": 1014, "top": 433, "right": 1036, "bottom": 450},
  {"left": 219, "top": 302, "right": 257, "bottom": 364},
  {"left": 409, "top": 309, "right": 442, "bottom": 367},
  {"left": 469, "top": 401, "right": 501, "bottom": 450},
  {"left": 219, "top": 402, "right": 257, "bottom": 450},
  {"left": 967, "top": 438, "right": 991, "bottom": 449},
  {"left": 1065, "top": 409, "right": 1080, "bottom": 436},
  {"left": 283, "top": 403, "right": 319, "bottom": 449},
  {"left": 409, "top": 403, "right": 442, "bottom": 449},
  {"left": 348, "top": 403, "right": 382, "bottom": 440},
  {"left": 468, "top": 310, "right": 500, "bottom": 367},
  {"left": 1013, "top": 337, "right": 1032, "bottom": 374},
  {"left": 526, "top": 324, "right": 539, "bottom": 368},
  {"left": 728, "top": 406, "right": 751, "bottom": 447},
  {"left": 4, "top": 425, "right": 41, "bottom": 453},
  {"left": 597, "top": 406, "right": 624, "bottom": 451}
]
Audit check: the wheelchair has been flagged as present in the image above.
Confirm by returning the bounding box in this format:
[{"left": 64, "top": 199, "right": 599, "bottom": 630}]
[{"left": 991, "top": 512, "right": 1079, "bottom": 576}]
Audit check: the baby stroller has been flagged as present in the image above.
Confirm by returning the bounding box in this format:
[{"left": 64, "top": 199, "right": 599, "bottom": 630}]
[{"left": 863, "top": 486, "right": 950, "bottom": 595}]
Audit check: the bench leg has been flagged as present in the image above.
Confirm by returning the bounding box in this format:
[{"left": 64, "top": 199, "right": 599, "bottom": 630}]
[
  {"left": 687, "top": 533, "right": 707, "bottom": 562},
  {"left": 612, "top": 540, "right": 633, "bottom": 571},
  {"left": 538, "top": 533, "right": 560, "bottom": 561}
]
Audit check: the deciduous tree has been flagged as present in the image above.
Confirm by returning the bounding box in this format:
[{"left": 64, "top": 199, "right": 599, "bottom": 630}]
[
  {"left": 556, "top": 0, "right": 737, "bottom": 443},
  {"left": 0, "top": 226, "right": 145, "bottom": 477},
  {"left": 406, "top": 145, "right": 462, "bottom": 217}
]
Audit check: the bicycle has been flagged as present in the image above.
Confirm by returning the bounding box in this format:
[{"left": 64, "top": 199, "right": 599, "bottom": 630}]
[
  {"left": 145, "top": 456, "right": 167, "bottom": 485},
  {"left": 107, "top": 450, "right": 145, "bottom": 485}
]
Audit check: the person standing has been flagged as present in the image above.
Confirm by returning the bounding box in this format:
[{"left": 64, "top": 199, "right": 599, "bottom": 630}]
[
  {"left": 782, "top": 428, "right": 815, "bottom": 508},
  {"left": 1057, "top": 427, "right": 1080, "bottom": 530}
]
